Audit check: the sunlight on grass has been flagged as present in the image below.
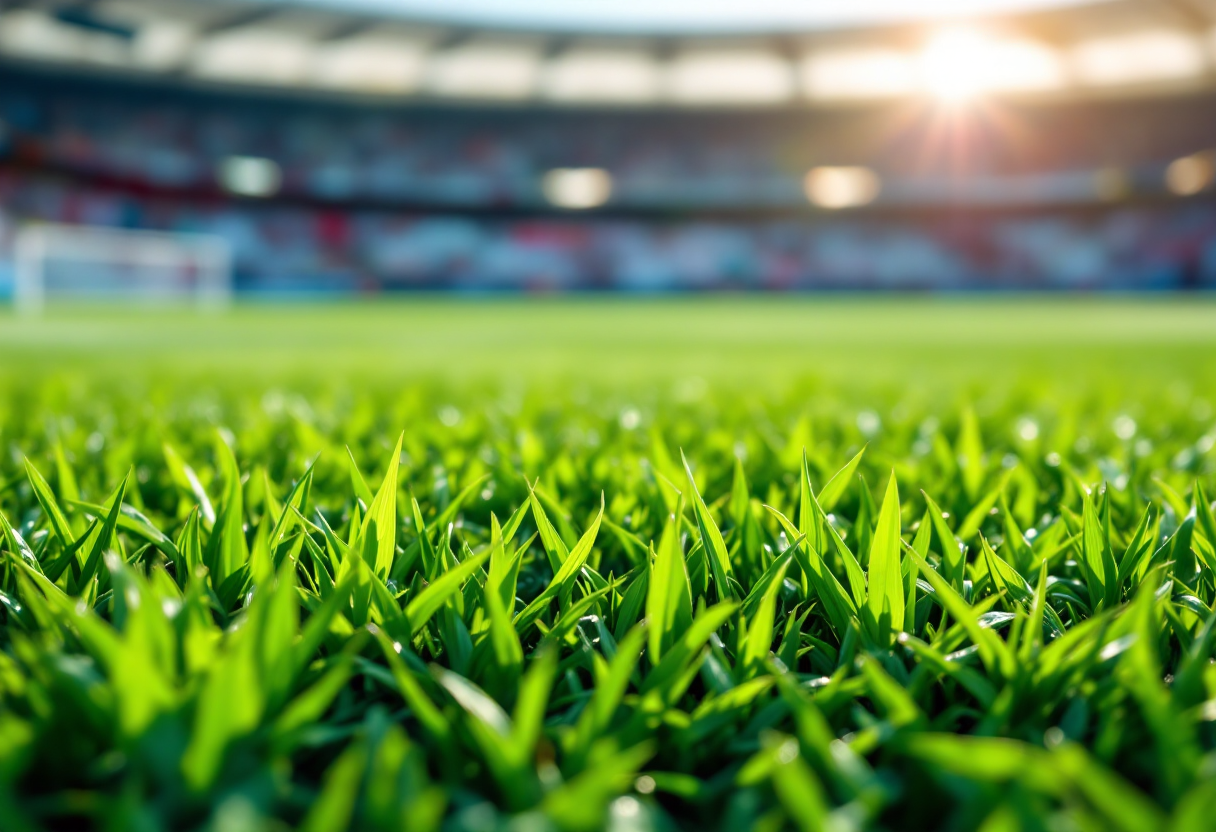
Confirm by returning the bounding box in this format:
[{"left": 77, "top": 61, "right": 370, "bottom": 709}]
[{"left": 1, "top": 297, "right": 1215, "bottom": 830}]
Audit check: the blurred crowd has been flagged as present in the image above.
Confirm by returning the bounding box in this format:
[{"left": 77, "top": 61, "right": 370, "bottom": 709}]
[
  {"left": 1, "top": 80, "right": 806, "bottom": 208},
  {"left": 2, "top": 71, "right": 1216, "bottom": 294},
  {"left": 3, "top": 172, "right": 1212, "bottom": 293},
  {"left": 6, "top": 72, "right": 1216, "bottom": 205}
]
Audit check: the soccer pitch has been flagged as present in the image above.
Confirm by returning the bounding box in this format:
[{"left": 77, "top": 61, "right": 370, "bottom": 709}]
[
  {"left": 3, "top": 296, "right": 1215, "bottom": 379},
  {"left": 2, "top": 297, "right": 1216, "bottom": 831}
]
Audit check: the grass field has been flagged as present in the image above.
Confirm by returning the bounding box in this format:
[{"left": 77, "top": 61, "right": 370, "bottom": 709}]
[
  {"left": 2, "top": 297, "right": 1216, "bottom": 832},
  {"left": 4, "top": 296, "right": 1216, "bottom": 376}
]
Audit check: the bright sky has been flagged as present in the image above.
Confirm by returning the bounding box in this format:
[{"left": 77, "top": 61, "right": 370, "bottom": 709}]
[{"left": 304, "top": 0, "right": 1106, "bottom": 33}]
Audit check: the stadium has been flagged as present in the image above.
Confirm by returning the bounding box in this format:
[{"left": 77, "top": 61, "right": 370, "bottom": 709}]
[
  {"left": 3, "top": 2, "right": 1216, "bottom": 832},
  {"left": 4, "top": 0, "right": 1216, "bottom": 294}
]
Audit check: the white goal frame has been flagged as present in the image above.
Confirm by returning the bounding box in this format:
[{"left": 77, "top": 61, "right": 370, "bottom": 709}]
[{"left": 14, "top": 223, "right": 232, "bottom": 313}]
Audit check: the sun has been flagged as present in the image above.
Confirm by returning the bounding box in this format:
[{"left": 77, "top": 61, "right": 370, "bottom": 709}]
[{"left": 920, "top": 28, "right": 991, "bottom": 102}]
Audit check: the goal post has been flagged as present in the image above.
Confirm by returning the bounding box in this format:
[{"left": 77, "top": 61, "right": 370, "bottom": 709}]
[{"left": 14, "top": 223, "right": 233, "bottom": 313}]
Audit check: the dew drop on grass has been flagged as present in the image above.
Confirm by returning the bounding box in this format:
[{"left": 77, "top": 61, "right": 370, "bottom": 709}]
[
  {"left": 856, "top": 410, "right": 881, "bottom": 437},
  {"left": 776, "top": 738, "right": 799, "bottom": 764},
  {"left": 1016, "top": 418, "right": 1039, "bottom": 441},
  {"left": 1113, "top": 415, "right": 1137, "bottom": 440},
  {"left": 612, "top": 796, "right": 641, "bottom": 819}
]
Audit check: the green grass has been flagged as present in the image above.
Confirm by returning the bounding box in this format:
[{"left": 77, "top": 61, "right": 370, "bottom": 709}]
[{"left": 2, "top": 297, "right": 1216, "bottom": 832}]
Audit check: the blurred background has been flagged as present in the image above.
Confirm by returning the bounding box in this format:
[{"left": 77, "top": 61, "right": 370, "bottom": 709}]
[{"left": 3, "top": 0, "right": 1216, "bottom": 303}]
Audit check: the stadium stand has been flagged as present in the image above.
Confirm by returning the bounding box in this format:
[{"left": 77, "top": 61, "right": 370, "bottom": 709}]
[{"left": 2, "top": 0, "right": 1216, "bottom": 293}]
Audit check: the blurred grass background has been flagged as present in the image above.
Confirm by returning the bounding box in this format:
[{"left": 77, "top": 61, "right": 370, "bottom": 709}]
[{"left": 2, "top": 298, "right": 1215, "bottom": 386}]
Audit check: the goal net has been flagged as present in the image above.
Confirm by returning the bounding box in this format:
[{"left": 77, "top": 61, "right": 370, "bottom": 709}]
[{"left": 14, "top": 223, "right": 232, "bottom": 312}]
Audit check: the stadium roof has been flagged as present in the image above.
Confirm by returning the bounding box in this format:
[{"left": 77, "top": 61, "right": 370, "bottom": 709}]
[
  {"left": 2, "top": 0, "right": 1216, "bottom": 106},
  {"left": 294, "top": 0, "right": 1103, "bottom": 35}
]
